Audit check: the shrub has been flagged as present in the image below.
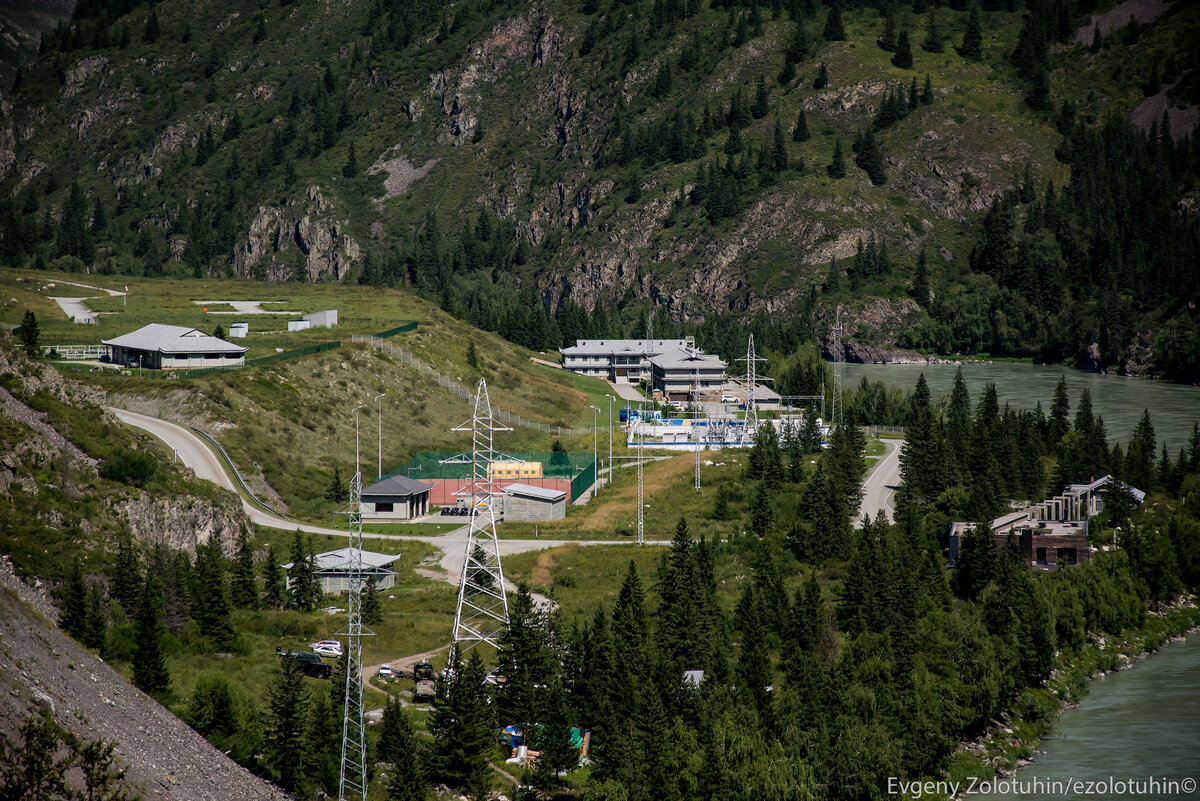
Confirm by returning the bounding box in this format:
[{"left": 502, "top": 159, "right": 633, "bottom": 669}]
[{"left": 99, "top": 449, "right": 158, "bottom": 487}]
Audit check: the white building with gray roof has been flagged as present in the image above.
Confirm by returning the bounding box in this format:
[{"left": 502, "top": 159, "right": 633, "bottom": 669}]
[
  {"left": 282, "top": 547, "right": 402, "bottom": 595},
  {"left": 361, "top": 474, "right": 434, "bottom": 520},
  {"left": 102, "top": 324, "right": 247, "bottom": 370},
  {"left": 649, "top": 348, "right": 727, "bottom": 401},
  {"left": 560, "top": 338, "right": 696, "bottom": 383}
]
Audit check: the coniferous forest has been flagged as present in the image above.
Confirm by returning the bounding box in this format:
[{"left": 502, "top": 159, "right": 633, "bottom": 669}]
[{"left": 2, "top": 0, "right": 1198, "bottom": 380}]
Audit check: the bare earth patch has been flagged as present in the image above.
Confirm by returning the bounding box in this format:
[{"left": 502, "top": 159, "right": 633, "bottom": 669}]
[
  {"left": 1073, "top": 0, "right": 1170, "bottom": 43},
  {"left": 1131, "top": 87, "right": 1199, "bottom": 138},
  {"left": 367, "top": 145, "right": 440, "bottom": 202}
]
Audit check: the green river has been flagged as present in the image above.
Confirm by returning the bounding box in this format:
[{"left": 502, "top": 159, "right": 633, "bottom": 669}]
[
  {"left": 965, "top": 635, "right": 1200, "bottom": 801},
  {"left": 840, "top": 363, "right": 1200, "bottom": 452}
]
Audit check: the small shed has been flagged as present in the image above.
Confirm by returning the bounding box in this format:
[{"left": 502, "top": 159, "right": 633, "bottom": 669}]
[
  {"left": 502, "top": 483, "right": 567, "bottom": 522},
  {"left": 283, "top": 547, "right": 401, "bottom": 595},
  {"left": 287, "top": 319, "right": 311, "bottom": 332},
  {"left": 228, "top": 322, "right": 249, "bottom": 338},
  {"left": 362, "top": 474, "right": 433, "bottom": 520},
  {"left": 303, "top": 309, "right": 338, "bottom": 328},
  {"left": 750, "top": 384, "right": 782, "bottom": 410}
]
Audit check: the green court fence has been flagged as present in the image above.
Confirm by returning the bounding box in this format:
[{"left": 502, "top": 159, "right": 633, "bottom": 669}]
[
  {"left": 570, "top": 460, "right": 597, "bottom": 501},
  {"left": 374, "top": 321, "right": 418, "bottom": 338},
  {"left": 386, "top": 451, "right": 596, "bottom": 481}
]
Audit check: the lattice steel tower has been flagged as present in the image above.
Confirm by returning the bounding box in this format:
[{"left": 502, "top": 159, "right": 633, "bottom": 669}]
[
  {"left": 831, "top": 307, "right": 844, "bottom": 426},
  {"left": 737, "top": 334, "right": 769, "bottom": 442},
  {"left": 637, "top": 415, "right": 645, "bottom": 545},
  {"left": 338, "top": 406, "right": 373, "bottom": 801},
  {"left": 451, "top": 379, "right": 512, "bottom": 653},
  {"left": 692, "top": 370, "right": 701, "bottom": 492}
]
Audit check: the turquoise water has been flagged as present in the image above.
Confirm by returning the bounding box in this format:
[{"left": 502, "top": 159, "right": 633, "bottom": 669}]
[
  {"left": 967, "top": 635, "right": 1200, "bottom": 801},
  {"left": 840, "top": 363, "right": 1200, "bottom": 452}
]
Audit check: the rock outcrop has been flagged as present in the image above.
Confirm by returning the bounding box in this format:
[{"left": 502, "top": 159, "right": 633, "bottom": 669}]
[
  {"left": 231, "top": 184, "right": 362, "bottom": 281},
  {"left": 111, "top": 491, "right": 247, "bottom": 557}
]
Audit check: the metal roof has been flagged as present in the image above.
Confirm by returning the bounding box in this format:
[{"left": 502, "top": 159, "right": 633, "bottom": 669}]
[
  {"left": 362, "top": 474, "right": 435, "bottom": 497},
  {"left": 750, "top": 385, "right": 781, "bottom": 401},
  {"left": 502, "top": 483, "right": 567, "bottom": 501},
  {"left": 561, "top": 339, "right": 691, "bottom": 357},
  {"left": 101, "top": 323, "right": 248, "bottom": 354},
  {"left": 282, "top": 547, "right": 401, "bottom": 572},
  {"left": 648, "top": 347, "right": 726, "bottom": 371}
]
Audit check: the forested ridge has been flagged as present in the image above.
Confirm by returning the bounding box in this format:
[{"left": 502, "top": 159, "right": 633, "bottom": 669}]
[{"left": 1, "top": 0, "right": 1198, "bottom": 379}]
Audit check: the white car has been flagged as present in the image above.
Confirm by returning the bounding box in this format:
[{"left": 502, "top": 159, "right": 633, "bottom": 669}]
[
  {"left": 309, "top": 640, "right": 343, "bottom": 658},
  {"left": 721, "top": 395, "right": 738, "bottom": 403},
  {"left": 377, "top": 664, "right": 393, "bottom": 678}
]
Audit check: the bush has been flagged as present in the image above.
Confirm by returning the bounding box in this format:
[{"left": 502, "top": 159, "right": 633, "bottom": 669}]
[{"left": 99, "top": 449, "right": 158, "bottom": 487}]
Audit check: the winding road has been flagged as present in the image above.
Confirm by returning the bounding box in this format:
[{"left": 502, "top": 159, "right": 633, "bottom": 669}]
[{"left": 855, "top": 437, "right": 904, "bottom": 527}]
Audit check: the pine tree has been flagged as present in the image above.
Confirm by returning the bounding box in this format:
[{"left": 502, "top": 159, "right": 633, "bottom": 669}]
[
  {"left": 827, "top": 138, "right": 846, "bottom": 178},
  {"left": 793, "top": 108, "right": 811, "bottom": 142},
  {"left": 342, "top": 140, "right": 359, "bottom": 178},
  {"left": 910, "top": 249, "right": 930, "bottom": 307},
  {"left": 288, "top": 531, "right": 319, "bottom": 612},
  {"left": 959, "top": 4, "right": 983, "bottom": 60},
  {"left": 231, "top": 529, "right": 258, "bottom": 610},
  {"left": 428, "top": 651, "right": 493, "bottom": 790},
  {"left": 59, "top": 557, "right": 88, "bottom": 640},
  {"left": 892, "top": 30, "right": 913, "bottom": 69},
  {"left": 109, "top": 531, "right": 141, "bottom": 616},
  {"left": 132, "top": 575, "right": 170, "bottom": 695},
  {"left": 263, "top": 543, "right": 284, "bottom": 609},
  {"left": 712, "top": 483, "right": 733, "bottom": 520},
  {"left": 466, "top": 341, "right": 478, "bottom": 369},
  {"left": 90, "top": 194, "right": 106, "bottom": 234},
  {"left": 303, "top": 687, "right": 339, "bottom": 794},
  {"left": 921, "top": 73, "right": 934, "bottom": 104},
  {"left": 751, "top": 76, "right": 770, "bottom": 119},
  {"left": 854, "top": 128, "right": 887, "bottom": 185},
  {"left": 922, "top": 9, "right": 944, "bottom": 53},
  {"left": 55, "top": 181, "right": 93, "bottom": 264},
  {"left": 266, "top": 654, "right": 310, "bottom": 793},
  {"left": 324, "top": 466, "right": 348, "bottom": 503},
  {"left": 822, "top": 4, "right": 846, "bottom": 41},
  {"left": 19, "top": 310, "right": 39, "bottom": 359},
  {"left": 83, "top": 582, "right": 107, "bottom": 652},
  {"left": 142, "top": 10, "right": 160, "bottom": 43},
  {"left": 379, "top": 696, "right": 426, "bottom": 801}
]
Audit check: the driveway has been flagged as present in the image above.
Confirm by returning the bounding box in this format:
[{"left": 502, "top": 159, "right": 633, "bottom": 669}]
[{"left": 855, "top": 438, "right": 904, "bottom": 527}]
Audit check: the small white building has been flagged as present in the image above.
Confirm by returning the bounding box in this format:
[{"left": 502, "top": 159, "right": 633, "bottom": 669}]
[
  {"left": 287, "top": 319, "right": 311, "bottom": 332},
  {"left": 283, "top": 547, "right": 402, "bottom": 595},
  {"left": 102, "top": 324, "right": 247, "bottom": 370},
  {"left": 228, "top": 322, "right": 249, "bottom": 338},
  {"left": 361, "top": 474, "right": 434, "bottom": 520},
  {"left": 303, "top": 310, "right": 338, "bottom": 328},
  {"left": 502, "top": 483, "right": 567, "bottom": 521}
]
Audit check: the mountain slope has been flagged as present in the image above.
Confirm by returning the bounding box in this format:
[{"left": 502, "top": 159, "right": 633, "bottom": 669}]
[{"left": 1, "top": 0, "right": 1198, "bottom": 378}]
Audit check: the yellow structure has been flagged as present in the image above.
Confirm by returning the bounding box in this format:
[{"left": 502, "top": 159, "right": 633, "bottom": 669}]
[{"left": 488, "top": 460, "right": 543, "bottom": 480}]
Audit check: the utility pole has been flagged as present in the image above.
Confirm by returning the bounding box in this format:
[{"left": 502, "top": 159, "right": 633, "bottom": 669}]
[
  {"left": 374, "top": 393, "right": 385, "bottom": 481},
  {"left": 607, "top": 394, "right": 614, "bottom": 491},
  {"left": 450, "top": 379, "right": 512, "bottom": 653},
  {"left": 736, "top": 334, "right": 769, "bottom": 444},
  {"left": 693, "top": 369, "right": 701, "bottom": 492},
  {"left": 637, "top": 404, "right": 644, "bottom": 546},
  {"left": 588, "top": 405, "right": 598, "bottom": 492},
  {"left": 338, "top": 405, "right": 372, "bottom": 801},
  {"left": 832, "top": 307, "right": 843, "bottom": 426}
]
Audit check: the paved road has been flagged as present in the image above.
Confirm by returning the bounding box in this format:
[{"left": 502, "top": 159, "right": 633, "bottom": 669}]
[
  {"left": 855, "top": 438, "right": 904, "bottom": 527},
  {"left": 108, "top": 407, "right": 661, "bottom": 569}
]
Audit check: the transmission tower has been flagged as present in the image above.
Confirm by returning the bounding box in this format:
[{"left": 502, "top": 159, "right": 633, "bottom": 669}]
[
  {"left": 637, "top": 414, "right": 644, "bottom": 545},
  {"left": 693, "top": 371, "right": 701, "bottom": 491},
  {"left": 831, "top": 307, "right": 844, "bottom": 426},
  {"left": 736, "top": 334, "right": 770, "bottom": 443},
  {"left": 338, "top": 407, "right": 373, "bottom": 801},
  {"left": 451, "top": 379, "right": 512, "bottom": 653}
]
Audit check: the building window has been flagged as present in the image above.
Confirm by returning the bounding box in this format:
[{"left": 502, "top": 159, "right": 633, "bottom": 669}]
[{"left": 376, "top": 502, "right": 394, "bottom": 513}]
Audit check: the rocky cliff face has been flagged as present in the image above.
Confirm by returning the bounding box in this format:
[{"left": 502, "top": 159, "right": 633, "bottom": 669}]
[
  {"left": 231, "top": 184, "right": 362, "bottom": 282},
  {"left": 111, "top": 491, "right": 247, "bottom": 557}
]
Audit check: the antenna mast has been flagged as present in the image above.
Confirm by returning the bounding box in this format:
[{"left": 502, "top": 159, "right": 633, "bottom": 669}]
[
  {"left": 693, "top": 370, "right": 701, "bottom": 491},
  {"left": 451, "top": 379, "right": 512, "bottom": 653},
  {"left": 831, "top": 307, "right": 843, "bottom": 426},
  {"left": 338, "top": 407, "right": 372, "bottom": 801}
]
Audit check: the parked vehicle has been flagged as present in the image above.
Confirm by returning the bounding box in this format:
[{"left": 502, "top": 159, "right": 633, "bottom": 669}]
[
  {"left": 721, "top": 395, "right": 738, "bottom": 403},
  {"left": 378, "top": 664, "right": 393, "bottom": 679},
  {"left": 413, "top": 679, "right": 436, "bottom": 703},
  {"left": 276, "top": 646, "right": 333, "bottom": 679},
  {"left": 310, "top": 639, "right": 343, "bottom": 657},
  {"left": 413, "top": 660, "right": 435, "bottom": 681}
]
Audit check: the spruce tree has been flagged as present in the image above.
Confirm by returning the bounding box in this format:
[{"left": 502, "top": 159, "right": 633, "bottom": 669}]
[
  {"left": 379, "top": 696, "right": 426, "bottom": 801},
  {"left": 772, "top": 118, "right": 789, "bottom": 173},
  {"left": 263, "top": 543, "right": 285, "bottom": 609},
  {"left": 822, "top": 4, "right": 846, "bottom": 41},
  {"left": 793, "top": 108, "right": 811, "bottom": 142},
  {"left": 288, "top": 531, "right": 318, "bottom": 612},
  {"left": 362, "top": 574, "right": 383, "bottom": 625},
  {"left": 878, "top": 10, "right": 897, "bottom": 51},
  {"left": 324, "top": 466, "right": 348, "bottom": 503},
  {"left": 302, "top": 687, "right": 339, "bottom": 795},
  {"left": 921, "top": 73, "right": 934, "bottom": 104},
  {"left": 910, "top": 248, "right": 930, "bottom": 306},
  {"left": 959, "top": 4, "right": 983, "bottom": 59},
  {"left": 751, "top": 76, "right": 770, "bottom": 119},
  {"left": 19, "top": 310, "right": 39, "bottom": 359},
  {"left": 59, "top": 557, "right": 88, "bottom": 640},
  {"left": 193, "top": 540, "right": 235, "bottom": 651},
  {"left": 231, "top": 529, "right": 258, "bottom": 610},
  {"left": 854, "top": 128, "right": 887, "bottom": 185},
  {"left": 132, "top": 575, "right": 170, "bottom": 695},
  {"left": 922, "top": 9, "right": 944, "bottom": 53},
  {"left": 428, "top": 651, "right": 493, "bottom": 790},
  {"left": 827, "top": 137, "right": 846, "bottom": 178},
  {"left": 812, "top": 61, "right": 829, "bottom": 90},
  {"left": 109, "top": 532, "right": 141, "bottom": 616},
  {"left": 266, "top": 654, "right": 310, "bottom": 793},
  {"left": 83, "top": 582, "right": 107, "bottom": 652},
  {"left": 342, "top": 141, "right": 358, "bottom": 178},
  {"left": 892, "top": 30, "right": 913, "bottom": 68}
]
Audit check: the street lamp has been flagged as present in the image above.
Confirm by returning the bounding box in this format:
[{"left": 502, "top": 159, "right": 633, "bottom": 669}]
[
  {"left": 588, "top": 405, "right": 599, "bottom": 494},
  {"left": 606, "top": 394, "right": 615, "bottom": 491},
  {"left": 374, "top": 393, "right": 385, "bottom": 481}
]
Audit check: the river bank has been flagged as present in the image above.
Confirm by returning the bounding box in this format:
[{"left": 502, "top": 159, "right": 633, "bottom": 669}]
[{"left": 936, "top": 597, "right": 1200, "bottom": 800}]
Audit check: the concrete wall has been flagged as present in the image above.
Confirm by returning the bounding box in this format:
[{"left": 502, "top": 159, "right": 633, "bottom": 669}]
[{"left": 504, "top": 493, "right": 566, "bottom": 522}]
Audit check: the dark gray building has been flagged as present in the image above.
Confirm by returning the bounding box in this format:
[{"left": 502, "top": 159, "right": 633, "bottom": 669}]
[
  {"left": 502, "top": 483, "right": 567, "bottom": 521},
  {"left": 361, "top": 474, "right": 433, "bottom": 520},
  {"left": 283, "top": 547, "right": 401, "bottom": 595}
]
